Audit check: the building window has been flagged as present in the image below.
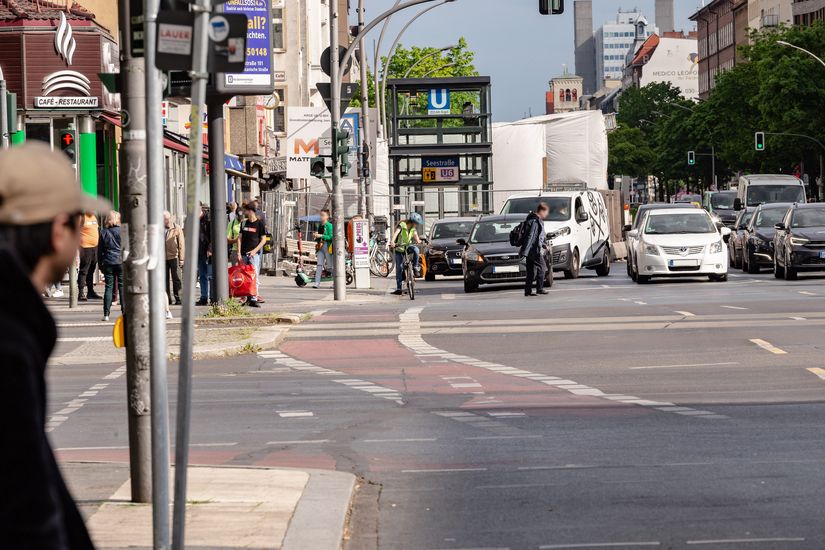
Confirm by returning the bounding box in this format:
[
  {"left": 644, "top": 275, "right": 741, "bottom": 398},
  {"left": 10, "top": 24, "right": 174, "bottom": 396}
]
[
  {"left": 267, "top": 87, "right": 287, "bottom": 135},
  {"left": 272, "top": 1, "right": 285, "bottom": 52}
]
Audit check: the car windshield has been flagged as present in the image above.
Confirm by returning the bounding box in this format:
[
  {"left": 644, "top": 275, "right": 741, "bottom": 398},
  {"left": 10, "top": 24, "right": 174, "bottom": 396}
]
[
  {"left": 746, "top": 185, "right": 804, "bottom": 206},
  {"left": 644, "top": 213, "right": 716, "bottom": 234},
  {"left": 754, "top": 208, "right": 788, "bottom": 227},
  {"left": 501, "top": 197, "right": 571, "bottom": 221},
  {"left": 791, "top": 208, "right": 825, "bottom": 228},
  {"left": 470, "top": 221, "right": 517, "bottom": 243},
  {"left": 676, "top": 194, "right": 701, "bottom": 204},
  {"left": 711, "top": 192, "right": 736, "bottom": 209},
  {"left": 739, "top": 211, "right": 754, "bottom": 227},
  {"left": 432, "top": 221, "right": 474, "bottom": 240}
]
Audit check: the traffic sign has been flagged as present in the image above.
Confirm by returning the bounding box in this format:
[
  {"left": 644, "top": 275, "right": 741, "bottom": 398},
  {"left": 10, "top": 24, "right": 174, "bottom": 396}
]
[
  {"left": 321, "top": 46, "right": 352, "bottom": 77},
  {"left": 317, "top": 82, "right": 357, "bottom": 114},
  {"left": 422, "top": 156, "right": 460, "bottom": 183},
  {"left": 155, "top": 11, "right": 247, "bottom": 73},
  {"left": 428, "top": 88, "right": 451, "bottom": 115}
]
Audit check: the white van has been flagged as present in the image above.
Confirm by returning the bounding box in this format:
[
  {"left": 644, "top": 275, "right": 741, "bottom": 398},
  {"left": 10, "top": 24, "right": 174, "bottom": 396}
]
[
  {"left": 499, "top": 191, "right": 610, "bottom": 278},
  {"left": 736, "top": 174, "right": 806, "bottom": 210}
]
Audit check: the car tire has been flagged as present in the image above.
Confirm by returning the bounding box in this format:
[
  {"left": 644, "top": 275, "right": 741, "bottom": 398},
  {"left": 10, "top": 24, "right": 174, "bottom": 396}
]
[
  {"left": 746, "top": 247, "right": 760, "bottom": 274},
  {"left": 626, "top": 258, "right": 632, "bottom": 277},
  {"left": 709, "top": 273, "right": 727, "bottom": 282},
  {"left": 631, "top": 260, "right": 639, "bottom": 282},
  {"left": 463, "top": 278, "right": 478, "bottom": 293},
  {"left": 774, "top": 258, "right": 785, "bottom": 279},
  {"left": 564, "top": 249, "right": 580, "bottom": 279},
  {"left": 595, "top": 248, "right": 610, "bottom": 277},
  {"left": 785, "top": 255, "right": 798, "bottom": 281},
  {"left": 425, "top": 271, "right": 435, "bottom": 282}
]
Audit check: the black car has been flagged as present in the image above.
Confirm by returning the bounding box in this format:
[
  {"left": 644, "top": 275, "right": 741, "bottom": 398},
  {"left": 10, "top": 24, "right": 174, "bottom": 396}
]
[
  {"left": 728, "top": 207, "right": 755, "bottom": 269},
  {"left": 709, "top": 190, "right": 738, "bottom": 227},
  {"left": 423, "top": 217, "right": 476, "bottom": 281},
  {"left": 742, "top": 203, "right": 792, "bottom": 273},
  {"left": 459, "top": 214, "right": 551, "bottom": 293},
  {"left": 773, "top": 203, "right": 825, "bottom": 280}
]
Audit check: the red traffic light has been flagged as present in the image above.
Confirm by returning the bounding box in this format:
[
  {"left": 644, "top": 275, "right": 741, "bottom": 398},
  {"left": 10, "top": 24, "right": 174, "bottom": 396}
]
[{"left": 61, "top": 132, "right": 74, "bottom": 147}]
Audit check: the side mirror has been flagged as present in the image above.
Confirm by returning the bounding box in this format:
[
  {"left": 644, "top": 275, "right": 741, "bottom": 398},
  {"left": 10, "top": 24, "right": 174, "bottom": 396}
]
[
  {"left": 456, "top": 238, "right": 467, "bottom": 246},
  {"left": 733, "top": 198, "right": 742, "bottom": 211},
  {"left": 577, "top": 212, "right": 590, "bottom": 223},
  {"left": 622, "top": 224, "right": 632, "bottom": 232},
  {"left": 627, "top": 229, "right": 639, "bottom": 239},
  {"left": 774, "top": 223, "right": 786, "bottom": 231},
  {"left": 720, "top": 226, "right": 732, "bottom": 237}
]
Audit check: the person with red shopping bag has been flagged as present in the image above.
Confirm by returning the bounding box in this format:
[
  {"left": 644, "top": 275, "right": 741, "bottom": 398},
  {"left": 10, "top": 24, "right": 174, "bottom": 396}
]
[{"left": 235, "top": 203, "right": 267, "bottom": 307}]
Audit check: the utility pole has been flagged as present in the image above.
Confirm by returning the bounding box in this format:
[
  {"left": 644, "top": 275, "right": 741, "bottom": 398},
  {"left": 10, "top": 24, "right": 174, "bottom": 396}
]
[
  {"left": 329, "top": 0, "right": 346, "bottom": 301},
  {"left": 118, "top": 0, "right": 152, "bottom": 503},
  {"left": 207, "top": 97, "right": 229, "bottom": 303},
  {"left": 0, "top": 65, "right": 8, "bottom": 149},
  {"left": 144, "top": 0, "right": 171, "bottom": 542},
  {"left": 357, "top": 0, "right": 373, "bottom": 222}
]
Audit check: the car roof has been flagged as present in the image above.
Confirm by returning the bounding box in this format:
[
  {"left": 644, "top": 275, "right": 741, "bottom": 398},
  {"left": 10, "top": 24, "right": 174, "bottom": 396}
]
[
  {"left": 790, "top": 203, "right": 824, "bottom": 209},
  {"left": 755, "top": 202, "right": 793, "bottom": 210},
  {"left": 639, "top": 203, "right": 691, "bottom": 211},
  {"left": 476, "top": 214, "right": 524, "bottom": 223},
  {"left": 432, "top": 217, "right": 477, "bottom": 224},
  {"left": 647, "top": 208, "right": 708, "bottom": 216},
  {"left": 741, "top": 174, "right": 803, "bottom": 183}
]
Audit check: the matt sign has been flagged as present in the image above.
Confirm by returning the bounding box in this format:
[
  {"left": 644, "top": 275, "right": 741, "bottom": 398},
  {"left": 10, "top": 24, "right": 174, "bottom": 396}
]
[{"left": 286, "top": 107, "right": 331, "bottom": 179}]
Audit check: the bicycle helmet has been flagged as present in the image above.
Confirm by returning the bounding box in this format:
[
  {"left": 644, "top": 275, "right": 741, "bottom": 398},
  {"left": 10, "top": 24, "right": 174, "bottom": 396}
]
[{"left": 407, "top": 212, "right": 423, "bottom": 225}]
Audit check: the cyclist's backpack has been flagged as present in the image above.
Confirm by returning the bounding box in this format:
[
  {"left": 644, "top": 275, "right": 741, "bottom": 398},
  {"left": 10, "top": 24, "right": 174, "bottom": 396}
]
[{"left": 509, "top": 222, "right": 527, "bottom": 247}]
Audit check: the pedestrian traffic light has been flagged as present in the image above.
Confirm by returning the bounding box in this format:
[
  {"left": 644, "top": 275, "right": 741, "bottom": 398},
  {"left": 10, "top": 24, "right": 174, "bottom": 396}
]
[
  {"left": 60, "top": 131, "right": 76, "bottom": 163},
  {"left": 755, "top": 131, "right": 766, "bottom": 151},
  {"left": 687, "top": 150, "right": 695, "bottom": 166},
  {"left": 335, "top": 128, "right": 351, "bottom": 177},
  {"left": 539, "top": 0, "right": 563, "bottom": 14},
  {"left": 310, "top": 156, "right": 332, "bottom": 178}
]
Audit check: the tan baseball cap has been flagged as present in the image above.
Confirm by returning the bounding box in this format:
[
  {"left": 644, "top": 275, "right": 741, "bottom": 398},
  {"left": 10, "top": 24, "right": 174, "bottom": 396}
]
[{"left": 0, "top": 142, "right": 112, "bottom": 225}]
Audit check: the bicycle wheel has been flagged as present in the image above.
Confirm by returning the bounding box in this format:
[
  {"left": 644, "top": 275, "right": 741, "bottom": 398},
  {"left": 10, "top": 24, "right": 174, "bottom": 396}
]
[
  {"left": 406, "top": 262, "right": 416, "bottom": 300},
  {"left": 372, "top": 250, "right": 392, "bottom": 278}
]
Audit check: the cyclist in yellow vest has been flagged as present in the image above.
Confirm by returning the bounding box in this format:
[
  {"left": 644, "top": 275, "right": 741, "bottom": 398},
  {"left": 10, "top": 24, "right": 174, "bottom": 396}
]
[{"left": 390, "top": 212, "right": 423, "bottom": 295}]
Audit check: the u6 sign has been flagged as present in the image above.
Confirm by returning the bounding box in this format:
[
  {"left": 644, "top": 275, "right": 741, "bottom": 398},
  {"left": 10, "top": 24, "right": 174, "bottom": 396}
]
[{"left": 422, "top": 156, "right": 460, "bottom": 184}]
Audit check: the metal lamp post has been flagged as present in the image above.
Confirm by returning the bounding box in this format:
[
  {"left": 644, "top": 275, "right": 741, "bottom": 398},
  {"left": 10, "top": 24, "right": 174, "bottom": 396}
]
[
  {"left": 0, "top": 65, "right": 8, "bottom": 149},
  {"left": 402, "top": 44, "right": 457, "bottom": 78},
  {"left": 421, "top": 61, "right": 457, "bottom": 78},
  {"left": 777, "top": 40, "right": 825, "bottom": 68}
]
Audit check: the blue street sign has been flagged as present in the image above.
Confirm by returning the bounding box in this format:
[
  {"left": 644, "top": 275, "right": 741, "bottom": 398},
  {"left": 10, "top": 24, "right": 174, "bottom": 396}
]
[
  {"left": 422, "top": 156, "right": 459, "bottom": 169},
  {"left": 340, "top": 113, "right": 359, "bottom": 152},
  {"left": 427, "top": 88, "right": 451, "bottom": 115}
]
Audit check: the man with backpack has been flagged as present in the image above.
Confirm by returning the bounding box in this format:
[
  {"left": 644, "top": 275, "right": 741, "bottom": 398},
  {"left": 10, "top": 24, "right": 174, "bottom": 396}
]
[{"left": 518, "top": 202, "right": 549, "bottom": 297}]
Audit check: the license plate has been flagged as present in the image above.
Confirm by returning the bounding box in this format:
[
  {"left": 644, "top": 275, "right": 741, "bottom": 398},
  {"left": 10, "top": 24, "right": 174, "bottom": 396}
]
[
  {"left": 450, "top": 258, "right": 462, "bottom": 265},
  {"left": 668, "top": 259, "right": 699, "bottom": 267},
  {"left": 493, "top": 265, "right": 519, "bottom": 274},
  {"left": 819, "top": 251, "right": 825, "bottom": 259}
]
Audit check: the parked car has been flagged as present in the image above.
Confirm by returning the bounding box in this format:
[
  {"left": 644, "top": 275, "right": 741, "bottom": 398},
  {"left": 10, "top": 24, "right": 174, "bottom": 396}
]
[
  {"left": 735, "top": 174, "right": 805, "bottom": 210},
  {"left": 423, "top": 217, "right": 476, "bottom": 281},
  {"left": 499, "top": 190, "right": 610, "bottom": 279},
  {"left": 458, "top": 214, "right": 551, "bottom": 293},
  {"left": 728, "top": 207, "right": 756, "bottom": 270},
  {"left": 628, "top": 207, "right": 731, "bottom": 284},
  {"left": 773, "top": 203, "right": 825, "bottom": 280},
  {"left": 624, "top": 203, "right": 691, "bottom": 281},
  {"left": 706, "top": 190, "right": 738, "bottom": 227},
  {"left": 742, "top": 203, "right": 792, "bottom": 274}
]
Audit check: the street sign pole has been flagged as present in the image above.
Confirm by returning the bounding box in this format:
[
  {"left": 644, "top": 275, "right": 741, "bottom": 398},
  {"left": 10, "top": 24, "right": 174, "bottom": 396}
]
[
  {"left": 357, "top": 0, "right": 372, "bottom": 221},
  {"left": 0, "top": 66, "right": 8, "bottom": 149},
  {"left": 172, "top": 0, "right": 209, "bottom": 546},
  {"left": 144, "top": 0, "right": 171, "bottom": 543},
  {"left": 207, "top": 97, "right": 229, "bottom": 303},
  {"left": 329, "top": 0, "right": 346, "bottom": 301}
]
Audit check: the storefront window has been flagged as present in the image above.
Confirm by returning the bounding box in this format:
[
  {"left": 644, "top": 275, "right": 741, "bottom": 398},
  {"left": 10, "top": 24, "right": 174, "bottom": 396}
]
[{"left": 272, "top": 2, "right": 285, "bottom": 52}]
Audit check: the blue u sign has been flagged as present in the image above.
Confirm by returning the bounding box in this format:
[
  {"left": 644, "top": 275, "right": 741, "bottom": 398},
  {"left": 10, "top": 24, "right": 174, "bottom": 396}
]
[{"left": 427, "top": 88, "right": 451, "bottom": 114}]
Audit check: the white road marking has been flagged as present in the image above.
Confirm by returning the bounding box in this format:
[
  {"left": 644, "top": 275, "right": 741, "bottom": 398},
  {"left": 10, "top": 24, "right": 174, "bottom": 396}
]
[
  {"left": 276, "top": 410, "right": 314, "bottom": 418},
  {"left": 721, "top": 305, "right": 748, "bottom": 310},
  {"left": 465, "top": 435, "right": 542, "bottom": 440},
  {"left": 790, "top": 316, "right": 807, "bottom": 321},
  {"left": 441, "top": 293, "right": 456, "bottom": 300},
  {"left": 266, "top": 439, "right": 331, "bottom": 445},
  {"left": 363, "top": 438, "right": 438, "bottom": 443},
  {"left": 56, "top": 336, "right": 111, "bottom": 342},
  {"left": 634, "top": 301, "right": 647, "bottom": 305},
  {"left": 630, "top": 362, "right": 739, "bottom": 370},
  {"left": 540, "top": 543, "right": 660, "bottom": 549},
  {"left": 402, "top": 468, "right": 488, "bottom": 473},
  {"left": 749, "top": 338, "right": 788, "bottom": 355},
  {"left": 47, "top": 365, "right": 125, "bottom": 433},
  {"left": 799, "top": 291, "right": 816, "bottom": 296},
  {"left": 686, "top": 538, "right": 804, "bottom": 545},
  {"left": 674, "top": 310, "right": 695, "bottom": 317},
  {"left": 807, "top": 367, "right": 825, "bottom": 380}
]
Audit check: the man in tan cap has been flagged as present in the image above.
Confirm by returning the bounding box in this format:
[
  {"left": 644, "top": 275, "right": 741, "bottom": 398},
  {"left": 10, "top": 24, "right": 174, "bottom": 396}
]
[{"left": 0, "top": 142, "right": 109, "bottom": 548}]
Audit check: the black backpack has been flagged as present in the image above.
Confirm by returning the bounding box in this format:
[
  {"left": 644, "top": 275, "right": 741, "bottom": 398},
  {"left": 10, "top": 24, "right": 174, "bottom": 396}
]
[{"left": 509, "top": 221, "right": 528, "bottom": 247}]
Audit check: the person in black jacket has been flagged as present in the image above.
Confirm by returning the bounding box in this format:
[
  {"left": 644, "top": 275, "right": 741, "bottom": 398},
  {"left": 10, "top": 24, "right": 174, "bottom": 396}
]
[
  {"left": 98, "top": 210, "right": 124, "bottom": 322},
  {"left": 0, "top": 142, "right": 109, "bottom": 549},
  {"left": 196, "top": 205, "right": 214, "bottom": 306},
  {"left": 519, "top": 202, "right": 549, "bottom": 297}
]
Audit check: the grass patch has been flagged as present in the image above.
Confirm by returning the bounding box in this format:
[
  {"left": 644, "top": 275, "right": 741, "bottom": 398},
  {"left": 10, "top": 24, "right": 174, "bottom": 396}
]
[
  {"left": 204, "top": 299, "right": 250, "bottom": 318},
  {"left": 240, "top": 342, "right": 262, "bottom": 354}
]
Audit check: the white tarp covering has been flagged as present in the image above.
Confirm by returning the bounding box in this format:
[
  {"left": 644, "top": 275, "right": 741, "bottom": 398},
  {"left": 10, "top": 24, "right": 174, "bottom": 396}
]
[
  {"left": 492, "top": 111, "right": 608, "bottom": 213},
  {"left": 372, "top": 138, "right": 391, "bottom": 221}
]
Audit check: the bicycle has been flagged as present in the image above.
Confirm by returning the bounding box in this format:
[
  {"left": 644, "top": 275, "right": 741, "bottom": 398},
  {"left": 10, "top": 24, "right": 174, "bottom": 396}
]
[
  {"left": 401, "top": 247, "right": 417, "bottom": 300},
  {"left": 369, "top": 235, "right": 394, "bottom": 277}
]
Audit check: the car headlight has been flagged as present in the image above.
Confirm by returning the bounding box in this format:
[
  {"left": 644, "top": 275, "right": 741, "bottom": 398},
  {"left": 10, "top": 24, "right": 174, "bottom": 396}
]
[
  {"left": 465, "top": 252, "right": 484, "bottom": 263},
  {"left": 791, "top": 236, "right": 809, "bottom": 246},
  {"left": 710, "top": 240, "right": 723, "bottom": 254},
  {"left": 553, "top": 226, "right": 571, "bottom": 238},
  {"left": 643, "top": 243, "right": 659, "bottom": 256}
]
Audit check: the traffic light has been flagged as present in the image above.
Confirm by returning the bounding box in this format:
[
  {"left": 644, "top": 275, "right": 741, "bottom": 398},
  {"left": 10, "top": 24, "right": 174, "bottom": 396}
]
[
  {"left": 60, "top": 131, "right": 76, "bottom": 163},
  {"left": 755, "top": 131, "right": 766, "bottom": 151},
  {"left": 539, "top": 0, "right": 563, "bottom": 14},
  {"left": 310, "top": 156, "right": 332, "bottom": 178},
  {"left": 687, "top": 150, "right": 695, "bottom": 166},
  {"left": 335, "top": 128, "right": 351, "bottom": 177}
]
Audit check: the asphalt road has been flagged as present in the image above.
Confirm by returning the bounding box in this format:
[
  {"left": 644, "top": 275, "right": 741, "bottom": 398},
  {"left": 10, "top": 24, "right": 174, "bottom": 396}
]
[{"left": 48, "top": 266, "right": 825, "bottom": 549}]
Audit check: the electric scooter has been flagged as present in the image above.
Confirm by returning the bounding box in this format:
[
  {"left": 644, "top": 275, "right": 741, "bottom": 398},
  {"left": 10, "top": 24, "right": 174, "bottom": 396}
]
[{"left": 293, "top": 225, "right": 354, "bottom": 287}]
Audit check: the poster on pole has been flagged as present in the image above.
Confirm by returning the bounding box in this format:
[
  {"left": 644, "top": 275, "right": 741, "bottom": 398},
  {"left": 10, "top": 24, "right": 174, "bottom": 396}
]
[
  {"left": 213, "top": 0, "right": 273, "bottom": 94},
  {"left": 286, "top": 107, "right": 332, "bottom": 179}
]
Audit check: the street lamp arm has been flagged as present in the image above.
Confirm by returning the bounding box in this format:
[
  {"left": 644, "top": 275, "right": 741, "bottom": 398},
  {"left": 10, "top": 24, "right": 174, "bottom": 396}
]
[
  {"left": 765, "top": 131, "right": 825, "bottom": 154},
  {"left": 403, "top": 45, "right": 456, "bottom": 78},
  {"left": 338, "top": 0, "right": 449, "bottom": 83},
  {"left": 421, "top": 61, "right": 457, "bottom": 77},
  {"left": 777, "top": 40, "right": 825, "bottom": 70}
]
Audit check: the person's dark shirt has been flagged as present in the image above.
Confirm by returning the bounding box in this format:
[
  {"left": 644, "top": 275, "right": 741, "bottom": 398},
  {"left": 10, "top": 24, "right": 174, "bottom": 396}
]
[
  {"left": 0, "top": 247, "right": 96, "bottom": 549},
  {"left": 240, "top": 218, "right": 266, "bottom": 255},
  {"left": 97, "top": 226, "right": 122, "bottom": 266},
  {"left": 519, "top": 212, "right": 546, "bottom": 260},
  {"left": 199, "top": 213, "right": 212, "bottom": 260}
]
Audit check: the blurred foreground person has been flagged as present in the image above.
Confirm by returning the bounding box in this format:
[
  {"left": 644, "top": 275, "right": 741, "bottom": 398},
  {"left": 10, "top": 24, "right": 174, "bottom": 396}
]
[{"left": 0, "top": 142, "right": 108, "bottom": 548}]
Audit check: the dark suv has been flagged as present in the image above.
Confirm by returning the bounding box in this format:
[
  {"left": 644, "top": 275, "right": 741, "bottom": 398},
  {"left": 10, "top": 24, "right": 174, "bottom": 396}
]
[
  {"left": 742, "top": 203, "right": 792, "bottom": 273},
  {"left": 423, "top": 217, "right": 476, "bottom": 281},
  {"left": 773, "top": 203, "right": 825, "bottom": 280}
]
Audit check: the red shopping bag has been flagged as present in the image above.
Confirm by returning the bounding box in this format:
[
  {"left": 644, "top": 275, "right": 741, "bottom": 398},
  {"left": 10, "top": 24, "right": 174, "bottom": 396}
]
[{"left": 228, "top": 264, "right": 258, "bottom": 298}]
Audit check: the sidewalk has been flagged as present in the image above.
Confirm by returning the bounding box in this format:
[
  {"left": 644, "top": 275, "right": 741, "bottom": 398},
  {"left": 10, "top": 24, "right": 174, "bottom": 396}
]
[{"left": 63, "top": 462, "right": 355, "bottom": 550}]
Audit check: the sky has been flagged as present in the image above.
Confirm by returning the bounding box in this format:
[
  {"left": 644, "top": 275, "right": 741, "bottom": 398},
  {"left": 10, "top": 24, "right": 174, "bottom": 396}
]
[{"left": 357, "top": 1, "right": 701, "bottom": 122}]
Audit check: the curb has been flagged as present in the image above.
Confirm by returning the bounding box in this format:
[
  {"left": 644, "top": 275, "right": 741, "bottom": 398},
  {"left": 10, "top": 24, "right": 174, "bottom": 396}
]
[
  {"left": 281, "top": 469, "right": 356, "bottom": 550},
  {"left": 189, "top": 325, "right": 288, "bottom": 359}
]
